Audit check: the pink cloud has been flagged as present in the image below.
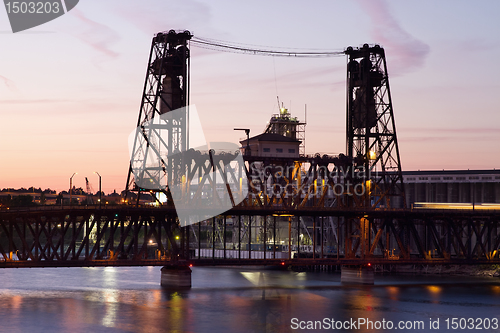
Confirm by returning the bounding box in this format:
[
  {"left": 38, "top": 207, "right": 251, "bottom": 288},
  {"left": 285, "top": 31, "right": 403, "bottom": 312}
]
[
  {"left": 402, "top": 127, "right": 500, "bottom": 134},
  {"left": 0, "top": 75, "right": 18, "bottom": 91},
  {"left": 0, "top": 98, "right": 67, "bottom": 104},
  {"left": 113, "top": 1, "right": 212, "bottom": 37},
  {"left": 69, "top": 8, "right": 119, "bottom": 58},
  {"left": 400, "top": 127, "right": 500, "bottom": 143},
  {"left": 357, "top": 0, "right": 430, "bottom": 75}
]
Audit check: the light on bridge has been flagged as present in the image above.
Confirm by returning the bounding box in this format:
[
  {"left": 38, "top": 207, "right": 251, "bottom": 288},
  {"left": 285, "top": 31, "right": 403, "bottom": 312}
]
[{"left": 368, "top": 150, "right": 377, "bottom": 160}]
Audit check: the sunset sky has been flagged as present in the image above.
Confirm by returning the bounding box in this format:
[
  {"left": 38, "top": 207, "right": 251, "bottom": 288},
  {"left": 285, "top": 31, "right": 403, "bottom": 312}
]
[{"left": 1, "top": 0, "right": 499, "bottom": 193}]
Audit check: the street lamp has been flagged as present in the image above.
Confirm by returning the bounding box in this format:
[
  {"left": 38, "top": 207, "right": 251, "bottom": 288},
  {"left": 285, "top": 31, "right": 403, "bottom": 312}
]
[
  {"left": 69, "top": 172, "right": 77, "bottom": 207},
  {"left": 95, "top": 172, "right": 101, "bottom": 209}
]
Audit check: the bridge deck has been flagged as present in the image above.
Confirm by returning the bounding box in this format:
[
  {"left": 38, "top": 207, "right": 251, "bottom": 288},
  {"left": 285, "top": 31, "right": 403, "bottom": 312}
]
[{"left": 0, "top": 206, "right": 498, "bottom": 268}]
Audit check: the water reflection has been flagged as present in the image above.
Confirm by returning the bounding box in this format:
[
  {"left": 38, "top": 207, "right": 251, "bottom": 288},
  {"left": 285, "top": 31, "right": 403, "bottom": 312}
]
[
  {"left": 0, "top": 267, "right": 499, "bottom": 332},
  {"left": 426, "top": 285, "right": 442, "bottom": 294},
  {"left": 491, "top": 285, "right": 500, "bottom": 294}
]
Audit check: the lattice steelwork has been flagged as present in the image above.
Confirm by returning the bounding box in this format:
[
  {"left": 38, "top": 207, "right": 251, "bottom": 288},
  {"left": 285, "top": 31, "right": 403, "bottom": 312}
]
[
  {"left": 125, "top": 30, "right": 192, "bottom": 202},
  {"left": 345, "top": 44, "right": 405, "bottom": 209},
  {"left": 0, "top": 208, "right": 499, "bottom": 268}
]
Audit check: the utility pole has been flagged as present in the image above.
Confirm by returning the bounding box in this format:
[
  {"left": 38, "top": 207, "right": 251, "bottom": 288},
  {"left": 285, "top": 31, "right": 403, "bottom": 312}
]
[{"left": 234, "top": 128, "right": 250, "bottom": 156}]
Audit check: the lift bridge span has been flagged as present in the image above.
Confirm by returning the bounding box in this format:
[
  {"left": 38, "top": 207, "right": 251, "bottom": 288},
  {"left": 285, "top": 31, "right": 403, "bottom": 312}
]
[{"left": 0, "top": 204, "right": 499, "bottom": 269}]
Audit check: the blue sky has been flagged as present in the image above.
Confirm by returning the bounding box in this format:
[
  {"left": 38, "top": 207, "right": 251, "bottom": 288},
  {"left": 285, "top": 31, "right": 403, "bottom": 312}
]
[{"left": 1, "top": 0, "right": 499, "bottom": 192}]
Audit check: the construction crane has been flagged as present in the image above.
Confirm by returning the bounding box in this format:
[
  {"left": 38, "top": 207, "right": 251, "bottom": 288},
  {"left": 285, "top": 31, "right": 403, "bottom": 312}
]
[{"left": 85, "top": 177, "right": 94, "bottom": 205}]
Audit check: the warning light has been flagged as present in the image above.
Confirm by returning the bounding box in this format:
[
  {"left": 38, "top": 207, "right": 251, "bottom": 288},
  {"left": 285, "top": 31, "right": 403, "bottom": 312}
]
[
  {"left": 367, "top": 263, "right": 371, "bottom": 267},
  {"left": 281, "top": 261, "right": 285, "bottom": 266}
]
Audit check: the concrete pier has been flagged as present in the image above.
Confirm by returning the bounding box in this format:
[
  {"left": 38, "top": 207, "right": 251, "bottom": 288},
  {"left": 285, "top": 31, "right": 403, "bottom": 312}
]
[
  {"left": 341, "top": 265, "right": 374, "bottom": 285},
  {"left": 161, "top": 265, "right": 192, "bottom": 288}
]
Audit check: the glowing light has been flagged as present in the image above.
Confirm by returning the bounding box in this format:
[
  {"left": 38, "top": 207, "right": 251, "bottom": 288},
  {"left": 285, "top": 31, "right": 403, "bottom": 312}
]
[
  {"left": 427, "top": 285, "right": 442, "bottom": 294},
  {"left": 413, "top": 202, "right": 500, "bottom": 210},
  {"left": 368, "top": 150, "right": 376, "bottom": 160},
  {"left": 387, "top": 286, "right": 399, "bottom": 295}
]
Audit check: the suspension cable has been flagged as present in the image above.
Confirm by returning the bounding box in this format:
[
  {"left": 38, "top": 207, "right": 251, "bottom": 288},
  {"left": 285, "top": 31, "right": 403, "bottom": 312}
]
[{"left": 190, "top": 36, "right": 345, "bottom": 58}]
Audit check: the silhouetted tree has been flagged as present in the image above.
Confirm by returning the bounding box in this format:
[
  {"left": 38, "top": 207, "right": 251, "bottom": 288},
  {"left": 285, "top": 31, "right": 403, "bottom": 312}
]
[
  {"left": 56, "top": 192, "right": 64, "bottom": 205},
  {"left": 11, "top": 195, "right": 35, "bottom": 207}
]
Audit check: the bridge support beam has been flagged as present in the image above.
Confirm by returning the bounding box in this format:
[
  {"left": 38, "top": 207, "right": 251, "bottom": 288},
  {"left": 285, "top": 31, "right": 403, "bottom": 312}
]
[
  {"left": 341, "top": 265, "right": 374, "bottom": 285},
  {"left": 161, "top": 265, "right": 192, "bottom": 288}
]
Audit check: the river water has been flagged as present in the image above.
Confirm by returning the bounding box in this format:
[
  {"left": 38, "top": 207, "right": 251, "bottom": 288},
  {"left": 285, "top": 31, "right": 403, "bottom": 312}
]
[{"left": 0, "top": 266, "right": 499, "bottom": 332}]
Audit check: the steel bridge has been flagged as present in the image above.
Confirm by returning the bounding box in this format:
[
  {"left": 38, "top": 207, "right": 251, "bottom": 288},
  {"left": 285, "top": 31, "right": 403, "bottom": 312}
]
[
  {"left": 2, "top": 36, "right": 499, "bottom": 273},
  {"left": 1, "top": 206, "right": 499, "bottom": 269}
]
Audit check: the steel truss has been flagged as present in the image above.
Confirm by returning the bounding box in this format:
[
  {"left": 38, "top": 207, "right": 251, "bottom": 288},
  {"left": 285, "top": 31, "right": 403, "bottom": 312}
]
[
  {"left": 191, "top": 209, "right": 500, "bottom": 264},
  {"left": 0, "top": 208, "right": 188, "bottom": 267},
  {"left": 1, "top": 208, "right": 499, "bottom": 268},
  {"left": 125, "top": 30, "right": 192, "bottom": 202},
  {"left": 345, "top": 44, "right": 405, "bottom": 209}
]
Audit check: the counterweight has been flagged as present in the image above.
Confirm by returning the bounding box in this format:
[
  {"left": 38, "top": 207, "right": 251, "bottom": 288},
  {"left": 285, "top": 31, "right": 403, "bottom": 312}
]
[{"left": 345, "top": 44, "right": 405, "bottom": 208}]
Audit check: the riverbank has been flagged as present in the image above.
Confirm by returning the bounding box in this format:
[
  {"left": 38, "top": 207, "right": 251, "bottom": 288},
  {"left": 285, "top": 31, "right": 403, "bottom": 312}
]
[{"left": 374, "top": 264, "right": 500, "bottom": 277}]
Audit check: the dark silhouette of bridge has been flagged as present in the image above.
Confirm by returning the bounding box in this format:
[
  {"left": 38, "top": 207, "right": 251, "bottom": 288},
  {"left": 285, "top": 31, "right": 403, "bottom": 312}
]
[
  {"left": 3, "top": 35, "right": 499, "bottom": 287},
  {"left": 1, "top": 205, "right": 499, "bottom": 270}
]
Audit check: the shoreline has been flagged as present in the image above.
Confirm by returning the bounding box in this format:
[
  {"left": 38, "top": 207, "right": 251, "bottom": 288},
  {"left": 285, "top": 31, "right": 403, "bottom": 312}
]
[{"left": 373, "top": 264, "right": 500, "bottom": 277}]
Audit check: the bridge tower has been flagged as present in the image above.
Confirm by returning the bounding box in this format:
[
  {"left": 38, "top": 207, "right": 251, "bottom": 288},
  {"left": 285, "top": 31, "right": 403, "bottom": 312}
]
[
  {"left": 345, "top": 44, "right": 405, "bottom": 209},
  {"left": 341, "top": 45, "right": 406, "bottom": 282},
  {"left": 125, "top": 30, "right": 192, "bottom": 203}
]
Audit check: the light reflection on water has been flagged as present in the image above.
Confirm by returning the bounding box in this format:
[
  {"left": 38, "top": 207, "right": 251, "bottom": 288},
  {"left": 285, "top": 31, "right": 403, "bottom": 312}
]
[{"left": 0, "top": 267, "right": 499, "bottom": 332}]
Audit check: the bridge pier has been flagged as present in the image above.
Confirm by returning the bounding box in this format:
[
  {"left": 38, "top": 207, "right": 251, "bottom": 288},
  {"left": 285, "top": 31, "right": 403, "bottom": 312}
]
[
  {"left": 340, "top": 265, "right": 374, "bottom": 285},
  {"left": 160, "top": 265, "right": 192, "bottom": 288}
]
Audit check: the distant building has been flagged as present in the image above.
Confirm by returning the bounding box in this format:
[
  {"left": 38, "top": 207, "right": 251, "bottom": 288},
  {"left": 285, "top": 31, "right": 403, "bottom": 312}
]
[
  {"left": 240, "top": 133, "right": 301, "bottom": 158},
  {"left": 239, "top": 107, "right": 304, "bottom": 158},
  {"left": 403, "top": 169, "right": 500, "bottom": 206}
]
